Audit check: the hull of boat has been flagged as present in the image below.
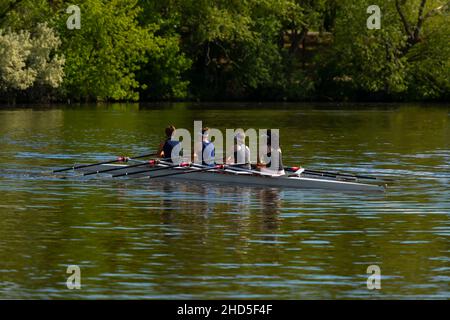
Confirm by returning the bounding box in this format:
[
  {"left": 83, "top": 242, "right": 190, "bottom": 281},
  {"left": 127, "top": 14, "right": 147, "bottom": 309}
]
[{"left": 74, "top": 163, "right": 386, "bottom": 192}]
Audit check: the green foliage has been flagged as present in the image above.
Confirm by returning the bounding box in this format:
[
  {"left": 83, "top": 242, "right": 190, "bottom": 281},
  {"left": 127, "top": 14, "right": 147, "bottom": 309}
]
[
  {"left": 403, "top": 7, "right": 450, "bottom": 100},
  {"left": 58, "top": 0, "right": 150, "bottom": 101},
  {"left": 0, "top": 0, "right": 53, "bottom": 30},
  {"left": 136, "top": 0, "right": 191, "bottom": 100},
  {"left": 137, "top": 35, "right": 191, "bottom": 100},
  {"left": 174, "top": 0, "right": 294, "bottom": 99},
  {"left": 319, "top": 0, "right": 449, "bottom": 100},
  {"left": 0, "top": 0, "right": 448, "bottom": 102}
]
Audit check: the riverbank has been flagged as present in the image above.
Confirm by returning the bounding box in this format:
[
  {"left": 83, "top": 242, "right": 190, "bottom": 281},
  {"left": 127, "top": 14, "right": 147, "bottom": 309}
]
[{"left": 1, "top": 100, "right": 449, "bottom": 111}]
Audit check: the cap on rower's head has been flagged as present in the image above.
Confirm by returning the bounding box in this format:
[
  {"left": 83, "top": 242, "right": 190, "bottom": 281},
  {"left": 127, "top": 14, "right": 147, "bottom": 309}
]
[
  {"left": 165, "top": 125, "right": 176, "bottom": 137},
  {"left": 235, "top": 131, "right": 246, "bottom": 142},
  {"left": 202, "top": 127, "right": 210, "bottom": 137}
]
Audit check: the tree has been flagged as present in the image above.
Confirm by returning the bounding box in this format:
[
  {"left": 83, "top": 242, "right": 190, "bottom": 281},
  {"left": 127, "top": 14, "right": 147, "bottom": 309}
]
[
  {"left": 165, "top": 0, "right": 292, "bottom": 99},
  {"left": 0, "top": 0, "right": 448, "bottom": 102},
  {"left": 395, "top": 0, "right": 449, "bottom": 52},
  {"left": 395, "top": 0, "right": 450, "bottom": 99},
  {"left": 136, "top": 0, "right": 192, "bottom": 100},
  {"left": 318, "top": 0, "right": 449, "bottom": 100},
  {"left": 0, "top": 22, "right": 65, "bottom": 102},
  {"left": 58, "top": 0, "right": 151, "bottom": 101}
]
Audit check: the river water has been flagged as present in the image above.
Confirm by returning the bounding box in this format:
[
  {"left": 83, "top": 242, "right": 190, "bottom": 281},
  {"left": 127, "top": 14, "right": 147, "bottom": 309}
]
[{"left": 0, "top": 103, "right": 448, "bottom": 299}]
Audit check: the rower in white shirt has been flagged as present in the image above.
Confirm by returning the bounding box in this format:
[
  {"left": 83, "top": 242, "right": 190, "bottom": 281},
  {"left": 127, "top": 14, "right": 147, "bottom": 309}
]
[
  {"left": 257, "top": 129, "right": 285, "bottom": 176},
  {"left": 226, "top": 131, "right": 251, "bottom": 169}
]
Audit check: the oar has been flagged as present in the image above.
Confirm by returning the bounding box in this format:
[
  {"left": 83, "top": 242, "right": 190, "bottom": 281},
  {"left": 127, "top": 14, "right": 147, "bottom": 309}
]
[
  {"left": 82, "top": 157, "right": 176, "bottom": 176},
  {"left": 218, "top": 163, "right": 267, "bottom": 175},
  {"left": 147, "top": 164, "right": 227, "bottom": 180},
  {"left": 112, "top": 162, "right": 187, "bottom": 178},
  {"left": 196, "top": 163, "right": 285, "bottom": 177},
  {"left": 114, "top": 163, "right": 238, "bottom": 179},
  {"left": 83, "top": 159, "right": 159, "bottom": 176},
  {"left": 191, "top": 162, "right": 248, "bottom": 169},
  {"left": 303, "top": 168, "right": 393, "bottom": 182},
  {"left": 297, "top": 168, "right": 357, "bottom": 180},
  {"left": 52, "top": 152, "right": 157, "bottom": 173},
  {"left": 301, "top": 170, "right": 359, "bottom": 183}
]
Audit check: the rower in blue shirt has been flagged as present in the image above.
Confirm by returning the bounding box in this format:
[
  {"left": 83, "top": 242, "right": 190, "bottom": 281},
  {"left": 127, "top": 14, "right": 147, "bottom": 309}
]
[
  {"left": 157, "top": 125, "right": 180, "bottom": 163},
  {"left": 197, "top": 127, "right": 215, "bottom": 166}
]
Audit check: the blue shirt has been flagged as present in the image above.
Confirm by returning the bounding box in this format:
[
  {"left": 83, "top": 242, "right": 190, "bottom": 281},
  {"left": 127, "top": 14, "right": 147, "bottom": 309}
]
[
  {"left": 202, "top": 141, "right": 215, "bottom": 166},
  {"left": 163, "top": 139, "right": 180, "bottom": 163}
]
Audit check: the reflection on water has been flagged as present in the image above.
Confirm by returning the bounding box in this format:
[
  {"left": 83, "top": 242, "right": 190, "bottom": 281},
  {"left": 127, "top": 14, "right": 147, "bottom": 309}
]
[{"left": 0, "top": 103, "right": 448, "bottom": 299}]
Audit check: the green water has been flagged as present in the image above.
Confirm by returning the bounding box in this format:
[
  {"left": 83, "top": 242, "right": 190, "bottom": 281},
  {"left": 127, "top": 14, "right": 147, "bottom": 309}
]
[{"left": 0, "top": 103, "right": 448, "bottom": 299}]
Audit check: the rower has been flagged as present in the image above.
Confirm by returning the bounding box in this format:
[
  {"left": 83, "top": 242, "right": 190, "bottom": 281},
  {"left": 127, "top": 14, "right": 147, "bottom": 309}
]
[
  {"left": 157, "top": 125, "right": 180, "bottom": 163},
  {"left": 257, "top": 129, "right": 285, "bottom": 175},
  {"left": 195, "top": 127, "right": 215, "bottom": 166},
  {"left": 226, "top": 131, "right": 251, "bottom": 169}
]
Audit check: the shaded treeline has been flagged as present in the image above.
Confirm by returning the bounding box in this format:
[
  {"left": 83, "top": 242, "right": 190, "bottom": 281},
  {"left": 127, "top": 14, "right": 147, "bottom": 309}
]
[{"left": 0, "top": 0, "right": 448, "bottom": 103}]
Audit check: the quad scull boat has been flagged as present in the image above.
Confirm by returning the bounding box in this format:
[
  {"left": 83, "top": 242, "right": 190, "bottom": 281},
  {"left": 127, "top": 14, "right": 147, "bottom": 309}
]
[{"left": 70, "top": 162, "right": 387, "bottom": 192}]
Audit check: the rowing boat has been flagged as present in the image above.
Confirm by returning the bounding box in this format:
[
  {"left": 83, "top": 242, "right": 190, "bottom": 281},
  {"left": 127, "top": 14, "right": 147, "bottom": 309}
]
[{"left": 73, "top": 163, "right": 386, "bottom": 192}]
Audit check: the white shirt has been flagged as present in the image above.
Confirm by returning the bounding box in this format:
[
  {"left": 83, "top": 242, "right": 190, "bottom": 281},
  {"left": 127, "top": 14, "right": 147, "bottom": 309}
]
[{"left": 234, "top": 143, "right": 250, "bottom": 165}]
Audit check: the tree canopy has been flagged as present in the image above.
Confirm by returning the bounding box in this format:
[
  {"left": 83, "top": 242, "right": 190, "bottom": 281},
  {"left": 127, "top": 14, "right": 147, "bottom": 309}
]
[
  {"left": 0, "top": 0, "right": 448, "bottom": 103},
  {"left": 0, "top": 22, "right": 64, "bottom": 102}
]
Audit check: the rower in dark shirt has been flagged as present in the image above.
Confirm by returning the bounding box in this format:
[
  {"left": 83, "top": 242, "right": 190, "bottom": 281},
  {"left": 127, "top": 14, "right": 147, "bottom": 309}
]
[
  {"left": 157, "top": 125, "right": 180, "bottom": 163},
  {"left": 257, "top": 129, "right": 285, "bottom": 175}
]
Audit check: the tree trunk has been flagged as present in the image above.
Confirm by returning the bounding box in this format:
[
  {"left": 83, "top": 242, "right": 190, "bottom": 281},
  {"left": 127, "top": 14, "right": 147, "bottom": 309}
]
[{"left": 289, "top": 27, "right": 308, "bottom": 56}]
